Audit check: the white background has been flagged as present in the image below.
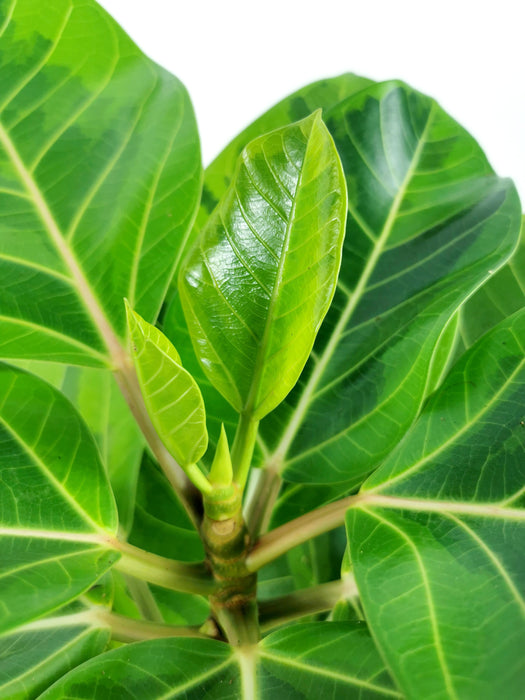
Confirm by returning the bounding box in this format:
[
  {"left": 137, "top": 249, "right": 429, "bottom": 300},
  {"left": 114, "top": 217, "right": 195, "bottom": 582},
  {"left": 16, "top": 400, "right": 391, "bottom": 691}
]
[{"left": 98, "top": 0, "right": 524, "bottom": 203}]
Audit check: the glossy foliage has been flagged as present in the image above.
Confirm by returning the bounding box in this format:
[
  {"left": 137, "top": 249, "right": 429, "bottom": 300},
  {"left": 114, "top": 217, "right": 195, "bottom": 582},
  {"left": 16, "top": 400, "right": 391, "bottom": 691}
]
[
  {"left": 127, "top": 305, "right": 208, "bottom": 477},
  {"left": 0, "top": 0, "right": 201, "bottom": 366},
  {"left": 347, "top": 309, "right": 525, "bottom": 698},
  {"left": 40, "top": 622, "right": 398, "bottom": 699},
  {"left": 180, "top": 112, "right": 347, "bottom": 420},
  {"left": 261, "top": 81, "right": 521, "bottom": 518},
  {"left": 0, "top": 1, "right": 524, "bottom": 698},
  {"left": 0, "top": 364, "right": 118, "bottom": 635}
]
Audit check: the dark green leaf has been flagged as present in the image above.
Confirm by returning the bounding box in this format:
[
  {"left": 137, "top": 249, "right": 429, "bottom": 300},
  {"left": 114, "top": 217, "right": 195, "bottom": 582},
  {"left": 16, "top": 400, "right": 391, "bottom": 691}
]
[
  {"left": 0, "top": 364, "right": 118, "bottom": 633},
  {"left": 259, "top": 81, "right": 521, "bottom": 519},
  {"left": 40, "top": 622, "right": 398, "bottom": 698},
  {"left": 458, "top": 215, "right": 525, "bottom": 348},
  {"left": 347, "top": 309, "right": 525, "bottom": 698}
]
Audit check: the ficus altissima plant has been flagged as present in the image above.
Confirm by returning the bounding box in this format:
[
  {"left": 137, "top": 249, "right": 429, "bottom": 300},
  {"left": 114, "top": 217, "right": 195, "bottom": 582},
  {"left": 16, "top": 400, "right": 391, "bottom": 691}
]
[{"left": 0, "top": 1, "right": 523, "bottom": 698}]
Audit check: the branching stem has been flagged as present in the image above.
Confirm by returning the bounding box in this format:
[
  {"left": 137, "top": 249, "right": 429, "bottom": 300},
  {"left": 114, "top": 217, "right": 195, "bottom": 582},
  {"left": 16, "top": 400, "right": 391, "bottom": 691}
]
[
  {"left": 113, "top": 360, "right": 202, "bottom": 529},
  {"left": 246, "top": 493, "right": 364, "bottom": 571},
  {"left": 90, "top": 608, "right": 211, "bottom": 643},
  {"left": 259, "top": 576, "right": 358, "bottom": 632},
  {"left": 112, "top": 539, "right": 216, "bottom": 596}
]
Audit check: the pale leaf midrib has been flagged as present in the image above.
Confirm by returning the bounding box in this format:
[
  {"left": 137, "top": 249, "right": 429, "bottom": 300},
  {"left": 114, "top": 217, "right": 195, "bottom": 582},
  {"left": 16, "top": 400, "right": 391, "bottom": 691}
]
[
  {"left": 444, "top": 512, "right": 525, "bottom": 612},
  {"left": 271, "top": 103, "right": 437, "bottom": 464},
  {"left": 0, "top": 412, "right": 106, "bottom": 533},
  {"left": 258, "top": 648, "right": 401, "bottom": 696},
  {"left": 0, "top": 121, "right": 122, "bottom": 364},
  {"left": 244, "top": 120, "right": 319, "bottom": 415},
  {"left": 361, "top": 506, "right": 458, "bottom": 700},
  {"left": 366, "top": 354, "right": 525, "bottom": 494}
]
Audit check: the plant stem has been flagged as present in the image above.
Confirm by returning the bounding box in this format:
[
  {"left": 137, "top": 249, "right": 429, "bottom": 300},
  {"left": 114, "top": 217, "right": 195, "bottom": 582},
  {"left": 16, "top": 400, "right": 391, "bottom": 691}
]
[
  {"left": 259, "top": 576, "right": 358, "bottom": 632},
  {"left": 246, "top": 493, "right": 364, "bottom": 571},
  {"left": 215, "top": 602, "right": 259, "bottom": 646},
  {"left": 112, "top": 539, "right": 216, "bottom": 595},
  {"left": 90, "top": 608, "right": 210, "bottom": 643},
  {"left": 124, "top": 575, "right": 164, "bottom": 623},
  {"left": 113, "top": 360, "right": 202, "bottom": 529},
  {"left": 231, "top": 413, "right": 259, "bottom": 489},
  {"left": 245, "top": 466, "right": 282, "bottom": 537},
  {"left": 202, "top": 489, "right": 260, "bottom": 645}
]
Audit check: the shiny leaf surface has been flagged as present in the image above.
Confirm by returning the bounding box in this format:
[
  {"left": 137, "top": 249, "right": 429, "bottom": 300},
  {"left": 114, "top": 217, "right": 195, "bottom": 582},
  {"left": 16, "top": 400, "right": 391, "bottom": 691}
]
[
  {"left": 127, "top": 305, "right": 208, "bottom": 477},
  {"left": 0, "top": 593, "right": 111, "bottom": 700},
  {"left": 0, "top": 364, "right": 119, "bottom": 634},
  {"left": 40, "top": 622, "right": 398, "bottom": 698},
  {"left": 258, "top": 81, "right": 521, "bottom": 520},
  {"left": 347, "top": 309, "right": 525, "bottom": 698},
  {"left": 180, "top": 111, "right": 347, "bottom": 420},
  {"left": 195, "top": 73, "right": 373, "bottom": 232},
  {"left": 0, "top": 0, "right": 201, "bottom": 366}
]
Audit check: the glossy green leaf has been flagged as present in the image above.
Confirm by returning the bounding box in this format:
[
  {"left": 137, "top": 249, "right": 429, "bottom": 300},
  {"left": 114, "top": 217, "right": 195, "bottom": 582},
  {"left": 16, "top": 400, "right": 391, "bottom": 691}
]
[
  {"left": 40, "top": 622, "right": 398, "bottom": 698},
  {"left": 126, "top": 305, "right": 209, "bottom": 488},
  {"left": 0, "top": 577, "right": 114, "bottom": 700},
  {"left": 165, "top": 75, "right": 374, "bottom": 464},
  {"left": 347, "top": 309, "right": 525, "bottom": 698},
  {"left": 195, "top": 73, "right": 374, "bottom": 232},
  {"left": 0, "top": 364, "right": 119, "bottom": 634},
  {"left": 458, "top": 215, "right": 525, "bottom": 349},
  {"left": 163, "top": 293, "right": 240, "bottom": 466},
  {"left": 180, "top": 111, "right": 347, "bottom": 420},
  {"left": 0, "top": 0, "right": 201, "bottom": 366},
  {"left": 256, "top": 80, "right": 521, "bottom": 519}
]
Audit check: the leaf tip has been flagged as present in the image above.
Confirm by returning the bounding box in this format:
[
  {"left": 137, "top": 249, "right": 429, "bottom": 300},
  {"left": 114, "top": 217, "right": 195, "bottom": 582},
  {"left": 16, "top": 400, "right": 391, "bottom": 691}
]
[{"left": 209, "top": 424, "right": 233, "bottom": 487}]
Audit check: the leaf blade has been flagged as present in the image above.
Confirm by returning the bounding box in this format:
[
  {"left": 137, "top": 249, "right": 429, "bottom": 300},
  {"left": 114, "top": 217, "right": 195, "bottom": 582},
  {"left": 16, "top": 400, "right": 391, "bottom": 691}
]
[
  {"left": 180, "top": 112, "right": 347, "bottom": 420},
  {"left": 0, "top": 0, "right": 202, "bottom": 365},
  {"left": 347, "top": 309, "right": 525, "bottom": 698},
  {"left": 0, "top": 363, "right": 118, "bottom": 633}
]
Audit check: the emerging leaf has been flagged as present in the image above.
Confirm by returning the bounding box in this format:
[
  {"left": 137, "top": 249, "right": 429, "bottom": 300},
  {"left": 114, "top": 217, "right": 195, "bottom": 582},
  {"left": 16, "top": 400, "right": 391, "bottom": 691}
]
[
  {"left": 126, "top": 303, "right": 210, "bottom": 492},
  {"left": 179, "top": 111, "right": 347, "bottom": 421}
]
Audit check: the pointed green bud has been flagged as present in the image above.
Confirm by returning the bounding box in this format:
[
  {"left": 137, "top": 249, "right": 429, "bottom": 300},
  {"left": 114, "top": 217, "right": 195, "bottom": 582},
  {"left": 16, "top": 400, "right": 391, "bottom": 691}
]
[{"left": 209, "top": 425, "right": 233, "bottom": 487}]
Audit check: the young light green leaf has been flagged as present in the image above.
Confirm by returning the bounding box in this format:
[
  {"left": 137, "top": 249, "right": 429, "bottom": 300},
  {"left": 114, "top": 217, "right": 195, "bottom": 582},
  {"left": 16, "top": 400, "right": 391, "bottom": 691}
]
[
  {"left": 0, "top": 0, "right": 201, "bottom": 367},
  {"left": 194, "top": 73, "right": 374, "bottom": 233},
  {"left": 126, "top": 303, "right": 210, "bottom": 493},
  {"left": 180, "top": 111, "right": 347, "bottom": 421},
  {"left": 0, "top": 364, "right": 119, "bottom": 635},
  {"left": 39, "top": 622, "right": 398, "bottom": 698},
  {"left": 164, "top": 74, "right": 374, "bottom": 465},
  {"left": 209, "top": 425, "right": 233, "bottom": 487},
  {"left": 347, "top": 308, "right": 525, "bottom": 699},
  {"left": 257, "top": 81, "right": 522, "bottom": 522}
]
